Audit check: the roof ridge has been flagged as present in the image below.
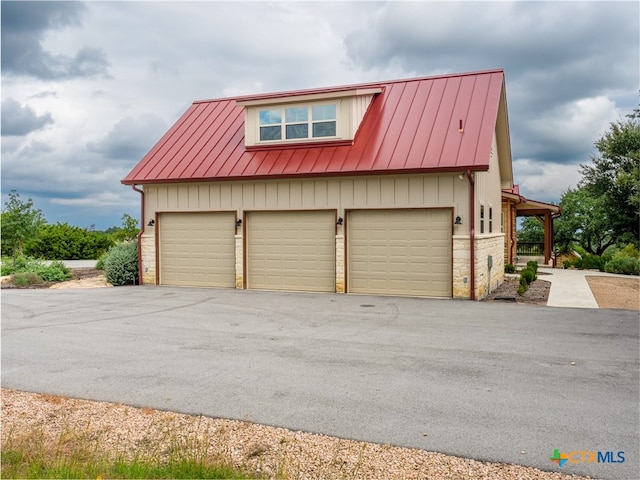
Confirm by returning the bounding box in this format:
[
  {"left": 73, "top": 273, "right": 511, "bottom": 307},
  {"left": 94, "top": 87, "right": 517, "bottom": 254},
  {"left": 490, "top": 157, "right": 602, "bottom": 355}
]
[{"left": 192, "top": 68, "right": 505, "bottom": 105}]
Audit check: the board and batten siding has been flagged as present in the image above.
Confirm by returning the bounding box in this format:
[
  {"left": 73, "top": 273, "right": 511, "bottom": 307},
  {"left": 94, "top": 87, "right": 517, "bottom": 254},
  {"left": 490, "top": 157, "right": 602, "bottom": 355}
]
[{"left": 144, "top": 174, "right": 469, "bottom": 218}]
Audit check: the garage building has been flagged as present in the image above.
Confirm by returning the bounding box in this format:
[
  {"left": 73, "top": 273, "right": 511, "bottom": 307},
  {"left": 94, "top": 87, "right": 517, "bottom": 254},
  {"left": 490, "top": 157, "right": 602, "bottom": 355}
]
[{"left": 123, "top": 69, "right": 517, "bottom": 299}]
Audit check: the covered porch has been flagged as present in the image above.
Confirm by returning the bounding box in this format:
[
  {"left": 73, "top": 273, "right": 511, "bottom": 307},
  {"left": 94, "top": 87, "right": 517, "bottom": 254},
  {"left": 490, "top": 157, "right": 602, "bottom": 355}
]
[{"left": 502, "top": 186, "right": 561, "bottom": 267}]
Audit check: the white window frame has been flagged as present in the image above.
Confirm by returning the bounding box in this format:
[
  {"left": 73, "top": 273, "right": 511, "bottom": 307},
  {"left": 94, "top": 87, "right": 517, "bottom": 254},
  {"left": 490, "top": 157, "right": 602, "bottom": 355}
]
[{"left": 257, "top": 102, "right": 338, "bottom": 144}]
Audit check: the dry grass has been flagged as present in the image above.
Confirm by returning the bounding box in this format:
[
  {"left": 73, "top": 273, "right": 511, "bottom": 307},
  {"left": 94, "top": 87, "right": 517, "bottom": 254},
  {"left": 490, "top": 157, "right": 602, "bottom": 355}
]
[
  {"left": 2, "top": 388, "right": 595, "bottom": 480},
  {"left": 586, "top": 276, "right": 640, "bottom": 310}
]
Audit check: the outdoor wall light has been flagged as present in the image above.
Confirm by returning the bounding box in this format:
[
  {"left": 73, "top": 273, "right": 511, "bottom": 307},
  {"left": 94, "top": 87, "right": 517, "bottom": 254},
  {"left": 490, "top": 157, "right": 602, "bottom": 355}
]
[
  {"left": 147, "top": 219, "right": 155, "bottom": 227},
  {"left": 336, "top": 217, "right": 344, "bottom": 225},
  {"left": 235, "top": 219, "right": 242, "bottom": 227},
  {"left": 454, "top": 216, "right": 462, "bottom": 225}
]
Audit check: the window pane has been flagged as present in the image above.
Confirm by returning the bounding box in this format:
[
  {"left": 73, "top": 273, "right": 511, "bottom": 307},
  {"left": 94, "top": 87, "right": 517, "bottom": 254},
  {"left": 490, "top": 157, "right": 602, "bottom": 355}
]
[
  {"left": 285, "top": 107, "right": 308, "bottom": 123},
  {"left": 286, "top": 124, "right": 308, "bottom": 139},
  {"left": 259, "top": 109, "right": 281, "bottom": 125},
  {"left": 312, "top": 104, "right": 336, "bottom": 121},
  {"left": 312, "top": 121, "right": 336, "bottom": 137},
  {"left": 260, "top": 125, "right": 281, "bottom": 141}
]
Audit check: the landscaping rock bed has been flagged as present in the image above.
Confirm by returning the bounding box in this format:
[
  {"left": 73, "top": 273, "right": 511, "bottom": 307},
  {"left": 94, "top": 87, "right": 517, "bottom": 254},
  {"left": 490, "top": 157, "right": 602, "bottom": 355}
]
[{"left": 484, "top": 278, "right": 551, "bottom": 306}]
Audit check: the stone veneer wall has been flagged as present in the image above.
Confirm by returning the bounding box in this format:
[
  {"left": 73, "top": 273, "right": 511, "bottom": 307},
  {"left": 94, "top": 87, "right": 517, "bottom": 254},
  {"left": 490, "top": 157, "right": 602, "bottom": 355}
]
[
  {"left": 453, "top": 234, "right": 505, "bottom": 299},
  {"left": 452, "top": 236, "right": 471, "bottom": 299},
  {"left": 474, "top": 234, "right": 505, "bottom": 299},
  {"left": 140, "top": 234, "right": 156, "bottom": 285}
]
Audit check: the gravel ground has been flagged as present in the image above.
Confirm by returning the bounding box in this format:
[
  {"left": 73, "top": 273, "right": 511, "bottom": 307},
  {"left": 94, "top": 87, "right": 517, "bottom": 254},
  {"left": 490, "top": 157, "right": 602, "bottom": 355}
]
[{"left": 1, "top": 389, "right": 594, "bottom": 480}]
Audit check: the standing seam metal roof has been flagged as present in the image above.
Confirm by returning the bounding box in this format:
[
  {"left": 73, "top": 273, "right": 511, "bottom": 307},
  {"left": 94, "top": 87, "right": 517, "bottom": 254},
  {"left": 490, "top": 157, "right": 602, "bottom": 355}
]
[{"left": 122, "top": 69, "right": 506, "bottom": 185}]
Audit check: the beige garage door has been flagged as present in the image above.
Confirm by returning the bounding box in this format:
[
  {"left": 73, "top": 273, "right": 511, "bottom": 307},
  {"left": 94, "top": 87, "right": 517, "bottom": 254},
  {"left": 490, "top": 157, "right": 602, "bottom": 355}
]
[
  {"left": 247, "top": 211, "right": 335, "bottom": 293},
  {"left": 348, "top": 209, "right": 452, "bottom": 297},
  {"left": 159, "top": 212, "right": 235, "bottom": 288}
]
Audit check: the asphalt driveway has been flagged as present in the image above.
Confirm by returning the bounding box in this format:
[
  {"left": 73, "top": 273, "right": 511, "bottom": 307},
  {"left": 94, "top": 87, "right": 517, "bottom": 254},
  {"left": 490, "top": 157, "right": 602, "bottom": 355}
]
[{"left": 2, "top": 286, "right": 638, "bottom": 479}]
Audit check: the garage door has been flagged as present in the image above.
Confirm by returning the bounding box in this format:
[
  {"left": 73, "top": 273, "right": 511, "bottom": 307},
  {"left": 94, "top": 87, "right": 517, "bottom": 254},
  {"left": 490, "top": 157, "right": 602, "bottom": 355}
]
[
  {"left": 247, "top": 211, "right": 335, "bottom": 292},
  {"left": 347, "top": 209, "right": 452, "bottom": 297},
  {"left": 159, "top": 212, "right": 235, "bottom": 288}
]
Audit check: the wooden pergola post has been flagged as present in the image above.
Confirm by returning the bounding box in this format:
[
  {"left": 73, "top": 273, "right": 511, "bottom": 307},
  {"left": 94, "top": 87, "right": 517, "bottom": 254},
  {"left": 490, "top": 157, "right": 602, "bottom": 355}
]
[{"left": 544, "top": 212, "right": 552, "bottom": 266}]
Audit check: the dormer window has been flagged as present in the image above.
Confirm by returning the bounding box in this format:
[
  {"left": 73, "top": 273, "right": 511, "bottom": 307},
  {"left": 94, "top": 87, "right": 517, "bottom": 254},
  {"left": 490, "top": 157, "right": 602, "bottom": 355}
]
[
  {"left": 259, "top": 104, "right": 337, "bottom": 142},
  {"left": 238, "top": 86, "right": 382, "bottom": 148}
]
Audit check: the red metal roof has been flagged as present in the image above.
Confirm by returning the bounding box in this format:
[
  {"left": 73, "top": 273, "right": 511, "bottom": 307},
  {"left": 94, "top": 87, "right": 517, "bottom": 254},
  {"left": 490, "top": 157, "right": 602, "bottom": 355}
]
[{"left": 122, "top": 69, "right": 507, "bottom": 185}]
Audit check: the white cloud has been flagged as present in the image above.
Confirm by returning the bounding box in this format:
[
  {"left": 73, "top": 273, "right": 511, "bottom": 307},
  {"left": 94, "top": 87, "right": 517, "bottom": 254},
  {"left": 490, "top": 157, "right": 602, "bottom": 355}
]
[
  {"left": 513, "top": 159, "right": 582, "bottom": 203},
  {"left": 51, "top": 191, "right": 131, "bottom": 207},
  {"left": 528, "top": 96, "right": 620, "bottom": 152}
]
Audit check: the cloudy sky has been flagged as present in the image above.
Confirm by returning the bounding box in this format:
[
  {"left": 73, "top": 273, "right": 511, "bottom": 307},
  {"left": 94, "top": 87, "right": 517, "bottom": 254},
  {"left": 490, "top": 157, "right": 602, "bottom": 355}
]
[{"left": 2, "top": 1, "right": 638, "bottom": 230}]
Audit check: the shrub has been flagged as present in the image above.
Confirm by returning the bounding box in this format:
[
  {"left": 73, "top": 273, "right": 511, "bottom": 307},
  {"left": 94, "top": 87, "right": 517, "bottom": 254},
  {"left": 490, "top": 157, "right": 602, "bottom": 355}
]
[
  {"left": 504, "top": 263, "right": 515, "bottom": 274},
  {"left": 574, "top": 253, "right": 605, "bottom": 271},
  {"left": 563, "top": 259, "right": 574, "bottom": 269},
  {"left": 518, "top": 268, "right": 533, "bottom": 295},
  {"left": 520, "top": 267, "right": 536, "bottom": 285},
  {"left": 24, "top": 223, "right": 114, "bottom": 260},
  {"left": 104, "top": 242, "right": 138, "bottom": 286},
  {"left": 30, "top": 260, "right": 72, "bottom": 282},
  {"left": 1, "top": 255, "right": 31, "bottom": 276},
  {"left": 604, "top": 244, "right": 640, "bottom": 275},
  {"left": 526, "top": 260, "right": 538, "bottom": 275},
  {"left": 0, "top": 256, "right": 71, "bottom": 282},
  {"left": 616, "top": 243, "right": 639, "bottom": 259},
  {"left": 95, "top": 252, "right": 108, "bottom": 270},
  {"left": 13, "top": 272, "right": 44, "bottom": 286},
  {"left": 604, "top": 257, "right": 640, "bottom": 275}
]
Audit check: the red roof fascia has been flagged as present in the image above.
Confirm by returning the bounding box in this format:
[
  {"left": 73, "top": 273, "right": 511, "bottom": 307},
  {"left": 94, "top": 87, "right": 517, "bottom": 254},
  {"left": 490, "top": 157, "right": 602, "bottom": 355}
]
[{"left": 122, "top": 69, "right": 505, "bottom": 185}]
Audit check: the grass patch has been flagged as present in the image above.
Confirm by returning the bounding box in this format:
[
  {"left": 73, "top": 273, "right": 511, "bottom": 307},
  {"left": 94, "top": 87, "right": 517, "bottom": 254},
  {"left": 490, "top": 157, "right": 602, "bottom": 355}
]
[
  {"left": 1, "top": 426, "right": 252, "bottom": 480},
  {"left": 13, "top": 272, "right": 44, "bottom": 286}
]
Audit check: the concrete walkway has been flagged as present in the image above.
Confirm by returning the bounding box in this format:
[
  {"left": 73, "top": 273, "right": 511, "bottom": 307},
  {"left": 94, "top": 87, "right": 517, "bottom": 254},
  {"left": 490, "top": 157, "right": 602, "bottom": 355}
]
[{"left": 539, "top": 266, "right": 635, "bottom": 308}]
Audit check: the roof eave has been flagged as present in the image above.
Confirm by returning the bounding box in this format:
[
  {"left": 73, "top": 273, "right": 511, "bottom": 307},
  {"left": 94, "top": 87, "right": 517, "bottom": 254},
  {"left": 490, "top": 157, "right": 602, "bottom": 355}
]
[{"left": 121, "top": 165, "right": 489, "bottom": 186}]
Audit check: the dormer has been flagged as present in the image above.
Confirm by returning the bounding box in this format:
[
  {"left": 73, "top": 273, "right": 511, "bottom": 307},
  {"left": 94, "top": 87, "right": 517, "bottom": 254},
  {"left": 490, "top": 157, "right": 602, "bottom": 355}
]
[{"left": 237, "top": 87, "right": 382, "bottom": 148}]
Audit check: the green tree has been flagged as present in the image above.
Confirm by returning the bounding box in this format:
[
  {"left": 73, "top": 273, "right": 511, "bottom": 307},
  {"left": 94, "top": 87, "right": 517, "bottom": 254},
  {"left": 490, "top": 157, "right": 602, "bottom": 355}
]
[
  {"left": 110, "top": 213, "right": 140, "bottom": 243},
  {"left": 579, "top": 112, "right": 640, "bottom": 246},
  {"left": 554, "top": 187, "right": 616, "bottom": 255},
  {"left": 1, "top": 191, "right": 46, "bottom": 264},
  {"left": 517, "top": 217, "right": 544, "bottom": 243}
]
